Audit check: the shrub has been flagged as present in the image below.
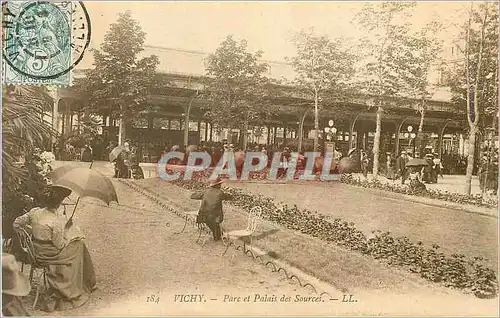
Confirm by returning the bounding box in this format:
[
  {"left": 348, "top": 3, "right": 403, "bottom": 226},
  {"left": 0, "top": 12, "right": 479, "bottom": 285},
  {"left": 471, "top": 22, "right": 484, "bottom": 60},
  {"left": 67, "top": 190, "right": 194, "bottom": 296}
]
[{"left": 340, "top": 173, "right": 497, "bottom": 209}]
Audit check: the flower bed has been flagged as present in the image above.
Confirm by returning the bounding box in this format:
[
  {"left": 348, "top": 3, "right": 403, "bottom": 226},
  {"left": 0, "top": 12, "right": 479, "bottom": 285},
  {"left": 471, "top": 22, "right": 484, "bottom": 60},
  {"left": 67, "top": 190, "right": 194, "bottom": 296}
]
[
  {"left": 162, "top": 164, "right": 497, "bottom": 208},
  {"left": 339, "top": 174, "right": 498, "bottom": 209},
  {"left": 170, "top": 177, "right": 498, "bottom": 299}
]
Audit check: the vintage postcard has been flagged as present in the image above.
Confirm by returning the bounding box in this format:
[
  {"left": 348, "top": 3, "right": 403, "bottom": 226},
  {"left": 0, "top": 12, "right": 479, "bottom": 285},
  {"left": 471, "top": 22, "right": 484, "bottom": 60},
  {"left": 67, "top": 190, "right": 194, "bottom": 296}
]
[{"left": 2, "top": 1, "right": 499, "bottom": 316}]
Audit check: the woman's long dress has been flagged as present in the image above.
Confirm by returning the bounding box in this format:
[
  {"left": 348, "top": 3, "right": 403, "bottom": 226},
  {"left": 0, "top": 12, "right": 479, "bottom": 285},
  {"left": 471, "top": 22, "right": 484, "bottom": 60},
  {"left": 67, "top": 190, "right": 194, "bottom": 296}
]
[
  {"left": 13, "top": 208, "right": 96, "bottom": 312},
  {"left": 81, "top": 147, "right": 93, "bottom": 162},
  {"left": 2, "top": 294, "right": 30, "bottom": 316},
  {"left": 386, "top": 158, "right": 396, "bottom": 180}
]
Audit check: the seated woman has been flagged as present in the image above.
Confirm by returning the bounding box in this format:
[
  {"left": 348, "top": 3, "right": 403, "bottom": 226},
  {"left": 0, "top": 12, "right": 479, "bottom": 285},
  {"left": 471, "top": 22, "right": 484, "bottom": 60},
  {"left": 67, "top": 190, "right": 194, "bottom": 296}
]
[
  {"left": 129, "top": 146, "right": 144, "bottom": 179},
  {"left": 408, "top": 166, "right": 427, "bottom": 194},
  {"left": 13, "top": 186, "right": 96, "bottom": 312}
]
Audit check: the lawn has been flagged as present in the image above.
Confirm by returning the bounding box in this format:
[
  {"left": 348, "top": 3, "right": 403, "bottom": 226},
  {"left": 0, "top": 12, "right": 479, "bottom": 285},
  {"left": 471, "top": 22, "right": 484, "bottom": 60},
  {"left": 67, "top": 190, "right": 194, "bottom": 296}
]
[{"left": 226, "top": 181, "right": 499, "bottom": 270}]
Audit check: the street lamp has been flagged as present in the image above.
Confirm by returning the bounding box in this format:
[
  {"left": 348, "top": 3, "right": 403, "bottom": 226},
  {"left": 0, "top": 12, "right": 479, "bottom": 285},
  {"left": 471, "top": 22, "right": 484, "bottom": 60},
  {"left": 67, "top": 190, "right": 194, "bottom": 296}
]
[
  {"left": 324, "top": 120, "right": 337, "bottom": 141},
  {"left": 403, "top": 126, "right": 416, "bottom": 152}
]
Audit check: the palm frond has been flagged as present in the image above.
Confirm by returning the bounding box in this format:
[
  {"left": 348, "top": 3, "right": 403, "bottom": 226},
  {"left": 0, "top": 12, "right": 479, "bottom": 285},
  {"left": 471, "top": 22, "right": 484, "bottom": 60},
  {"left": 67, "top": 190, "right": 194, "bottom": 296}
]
[{"left": 2, "top": 85, "right": 54, "bottom": 196}]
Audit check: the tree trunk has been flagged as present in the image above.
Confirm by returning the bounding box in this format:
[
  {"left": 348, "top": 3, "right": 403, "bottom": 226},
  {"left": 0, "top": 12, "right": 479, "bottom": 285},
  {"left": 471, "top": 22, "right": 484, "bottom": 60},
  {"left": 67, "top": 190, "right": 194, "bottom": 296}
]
[
  {"left": 184, "top": 97, "right": 194, "bottom": 147},
  {"left": 118, "top": 118, "right": 126, "bottom": 145},
  {"left": 416, "top": 108, "right": 425, "bottom": 155},
  {"left": 464, "top": 3, "right": 488, "bottom": 194},
  {"left": 118, "top": 105, "right": 125, "bottom": 145},
  {"left": 372, "top": 106, "right": 383, "bottom": 178},
  {"left": 313, "top": 89, "right": 319, "bottom": 152},
  {"left": 52, "top": 97, "right": 60, "bottom": 150},
  {"left": 297, "top": 110, "right": 307, "bottom": 153},
  {"left": 242, "top": 120, "right": 249, "bottom": 150},
  {"left": 464, "top": 125, "right": 477, "bottom": 195}
]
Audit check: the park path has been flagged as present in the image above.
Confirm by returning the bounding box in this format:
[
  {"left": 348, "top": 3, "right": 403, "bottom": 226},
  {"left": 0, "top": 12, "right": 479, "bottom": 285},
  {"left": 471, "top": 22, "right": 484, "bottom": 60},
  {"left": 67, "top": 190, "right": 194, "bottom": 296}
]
[{"left": 32, "top": 164, "right": 327, "bottom": 316}]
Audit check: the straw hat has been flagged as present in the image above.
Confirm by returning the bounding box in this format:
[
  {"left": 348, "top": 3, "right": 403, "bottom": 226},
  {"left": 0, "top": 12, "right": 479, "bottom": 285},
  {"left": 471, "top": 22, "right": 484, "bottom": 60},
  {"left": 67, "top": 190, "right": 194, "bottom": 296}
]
[
  {"left": 2, "top": 253, "right": 30, "bottom": 296},
  {"left": 209, "top": 176, "right": 225, "bottom": 187}
]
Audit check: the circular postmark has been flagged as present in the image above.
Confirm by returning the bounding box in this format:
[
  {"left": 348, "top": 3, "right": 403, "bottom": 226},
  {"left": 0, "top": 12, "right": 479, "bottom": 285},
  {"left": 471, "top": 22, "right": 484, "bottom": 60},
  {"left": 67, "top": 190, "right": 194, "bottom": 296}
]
[{"left": 2, "top": 1, "right": 91, "bottom": 80}]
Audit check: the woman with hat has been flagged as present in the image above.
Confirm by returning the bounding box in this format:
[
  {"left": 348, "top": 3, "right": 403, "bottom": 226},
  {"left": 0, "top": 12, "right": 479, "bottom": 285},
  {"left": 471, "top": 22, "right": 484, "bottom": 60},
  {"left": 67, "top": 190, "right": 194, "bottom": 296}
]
[
  {"left": 385, "top": 152, "right": 396, "bottom": 180},
  {"left": 13, "top": 186, "right": 96, "bottom": 312},
  {"left": 423, "top": 154, "right": 435, "bottom": 183},
  {"left": 432, "top": 152, "right": 443, "bottom": 181},
  {"left": 197, "top": 178, "right": 225, "bottom": 241},
  {"left": 2, "top": 253, "right": 30, "bottom": 316},
  {"left": 408, "top": 166, "right": 427, "bottom": 194}
]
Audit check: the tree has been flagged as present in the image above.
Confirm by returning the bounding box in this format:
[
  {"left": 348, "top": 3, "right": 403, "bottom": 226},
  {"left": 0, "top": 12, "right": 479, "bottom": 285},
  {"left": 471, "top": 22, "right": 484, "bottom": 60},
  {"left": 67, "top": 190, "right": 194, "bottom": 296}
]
[
  {"left": 65, "top": 114, "right": 101, "bottom": 148},
  {"left": 204, "top": 36, "right": 271, "bottom": 150},
  {"left": 2, "top": 85, "right": 54, "bottom": 238},
  {"left": 2, "top": 85, "right": 53, "bottom": 192},
  {"left": 447, "top": 3, "right": 498, "bottom": 194},
  {"left": 355, "top": 2, "right": 418, "bottom": 178},
  {"left": 80, "top": 11, "right": 159, "bottom": 145},
  {"left": 402, "top": 22, "right": 443, "bottom": 154},
  {"left": 288, "top": 29, "right": 357, "bottom": 152}
]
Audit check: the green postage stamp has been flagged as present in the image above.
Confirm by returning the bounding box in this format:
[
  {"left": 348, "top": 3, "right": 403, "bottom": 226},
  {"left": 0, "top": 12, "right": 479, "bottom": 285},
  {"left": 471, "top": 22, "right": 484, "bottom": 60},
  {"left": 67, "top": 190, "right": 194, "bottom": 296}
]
[{"left": 2, "top": 1, "right": 91, "bottom": 86}]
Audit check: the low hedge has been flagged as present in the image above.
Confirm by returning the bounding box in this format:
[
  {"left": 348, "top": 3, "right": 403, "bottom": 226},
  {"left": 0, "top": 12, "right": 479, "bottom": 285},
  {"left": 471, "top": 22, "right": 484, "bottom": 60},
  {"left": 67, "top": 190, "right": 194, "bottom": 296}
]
[
  {"left": 170, "top": 177, "right": 498, "bottom": 299},
  {"left": 340, "top": 174, "right": 498, "bottom": 209},
  {"left": 165, "top": 166, "right": 497, "bottom": 208}
]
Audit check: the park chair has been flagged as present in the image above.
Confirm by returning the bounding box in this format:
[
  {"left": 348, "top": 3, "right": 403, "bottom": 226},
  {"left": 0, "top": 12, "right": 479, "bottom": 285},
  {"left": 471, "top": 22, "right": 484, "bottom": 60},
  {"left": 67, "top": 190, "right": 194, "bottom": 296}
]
[
  {"left": 13, "top": 227, "right": 48, "bottom": 309},
  {"left": 174, "top": 200, "right": 209, "bottom": 244},
  {"left": 222, "top": 206, "right": 262, "bottom": 259}
]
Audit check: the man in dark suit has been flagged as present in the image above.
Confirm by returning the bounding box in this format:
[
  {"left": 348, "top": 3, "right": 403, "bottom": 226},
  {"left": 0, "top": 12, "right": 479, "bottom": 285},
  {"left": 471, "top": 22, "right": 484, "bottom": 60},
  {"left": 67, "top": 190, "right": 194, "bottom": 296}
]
[
  {"left": 396, "top": 151, "right": 408, "bottom": 184},
  {"left": 198, "top": 178, "right": 225, "bottom": 241}
]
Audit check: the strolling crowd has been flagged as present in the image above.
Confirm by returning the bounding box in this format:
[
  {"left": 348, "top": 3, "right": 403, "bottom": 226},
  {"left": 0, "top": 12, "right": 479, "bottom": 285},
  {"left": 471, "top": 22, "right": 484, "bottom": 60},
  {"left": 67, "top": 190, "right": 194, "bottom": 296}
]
[
  {"left": 112, "top": 141, "right": 144, "bottom": 179},
  {"left": 392, "top": 151, "right": 443, "bottom": 184}
]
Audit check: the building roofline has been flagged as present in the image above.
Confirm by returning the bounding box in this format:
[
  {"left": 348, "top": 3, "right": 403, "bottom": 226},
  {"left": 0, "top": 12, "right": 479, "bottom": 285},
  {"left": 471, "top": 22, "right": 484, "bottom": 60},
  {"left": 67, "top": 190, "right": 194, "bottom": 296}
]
[{"left": 143, "top": 44, "right": 292, "bottom": 66}]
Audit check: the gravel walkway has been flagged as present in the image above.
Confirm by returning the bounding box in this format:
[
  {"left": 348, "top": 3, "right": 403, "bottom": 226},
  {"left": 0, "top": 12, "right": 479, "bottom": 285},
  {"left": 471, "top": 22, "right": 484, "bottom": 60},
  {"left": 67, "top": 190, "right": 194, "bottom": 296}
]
[{"left": 27, "top": 177, "right": 323, "bottom": 316}]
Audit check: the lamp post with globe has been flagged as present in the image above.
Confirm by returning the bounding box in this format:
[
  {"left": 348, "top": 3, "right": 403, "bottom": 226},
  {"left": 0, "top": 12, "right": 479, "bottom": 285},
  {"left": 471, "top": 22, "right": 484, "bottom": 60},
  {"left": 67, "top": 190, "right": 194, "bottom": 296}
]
[
  {"left": 403, "top": 126, "right": 417, "bottom": 155},
  {"left": 323, "top": 119, "right": 337, "bottom": 154}
]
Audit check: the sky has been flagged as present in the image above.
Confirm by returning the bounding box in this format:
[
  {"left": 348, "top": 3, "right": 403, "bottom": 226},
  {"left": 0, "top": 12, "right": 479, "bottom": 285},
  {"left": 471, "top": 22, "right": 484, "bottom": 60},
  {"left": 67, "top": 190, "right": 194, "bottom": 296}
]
[{"left": 77, "top": 1, "right": 471, "bottom": 69}]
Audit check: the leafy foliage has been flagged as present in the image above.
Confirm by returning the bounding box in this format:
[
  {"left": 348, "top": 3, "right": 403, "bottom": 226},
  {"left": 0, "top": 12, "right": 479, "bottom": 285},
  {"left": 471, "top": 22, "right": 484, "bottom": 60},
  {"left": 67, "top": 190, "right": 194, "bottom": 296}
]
[
  {"left": 355, "top": 2, "right": 418, "bottom": 100},
  {"left": 65, "top": 114, "right": 102, "bottom": 148},
  {"left": 402, "top": 22, "right": 443, "bottom": 153},
  {"left": 355, "top": 2, "right": 425, "bottom": 178},
  {"left": 288, "top": 29, "right": 357, "bottom": 101},
  {"left": 442, "top": 3, "right": 499, "bottom": 195},
  {"left": 446, "top": 3, "right": 498, "bottom": 130},
  {"left": 287, "top": 29, "right": 357, "bottom": 151},
  {"left": 2, "top": 85, "right": 54, "bottom": 196},
  {"left": 204, "top": 36, "right": 272, "bottom": 147},
  {"left": 79, "top": 11, "right": 160, "bottom": 140},
  {"left": 2, "top": 85, "right": 55, "bottom": 238}
]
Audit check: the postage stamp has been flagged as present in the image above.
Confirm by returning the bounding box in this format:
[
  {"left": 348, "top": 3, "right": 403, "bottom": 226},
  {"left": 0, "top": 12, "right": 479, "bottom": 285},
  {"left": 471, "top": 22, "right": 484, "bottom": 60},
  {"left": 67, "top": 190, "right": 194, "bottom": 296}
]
[
  {"left": 2, "top": 1, "right": 91, "bottom": 86},
  {"left": 2, "top": 1, "right": 499, "bottom": 317}
]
